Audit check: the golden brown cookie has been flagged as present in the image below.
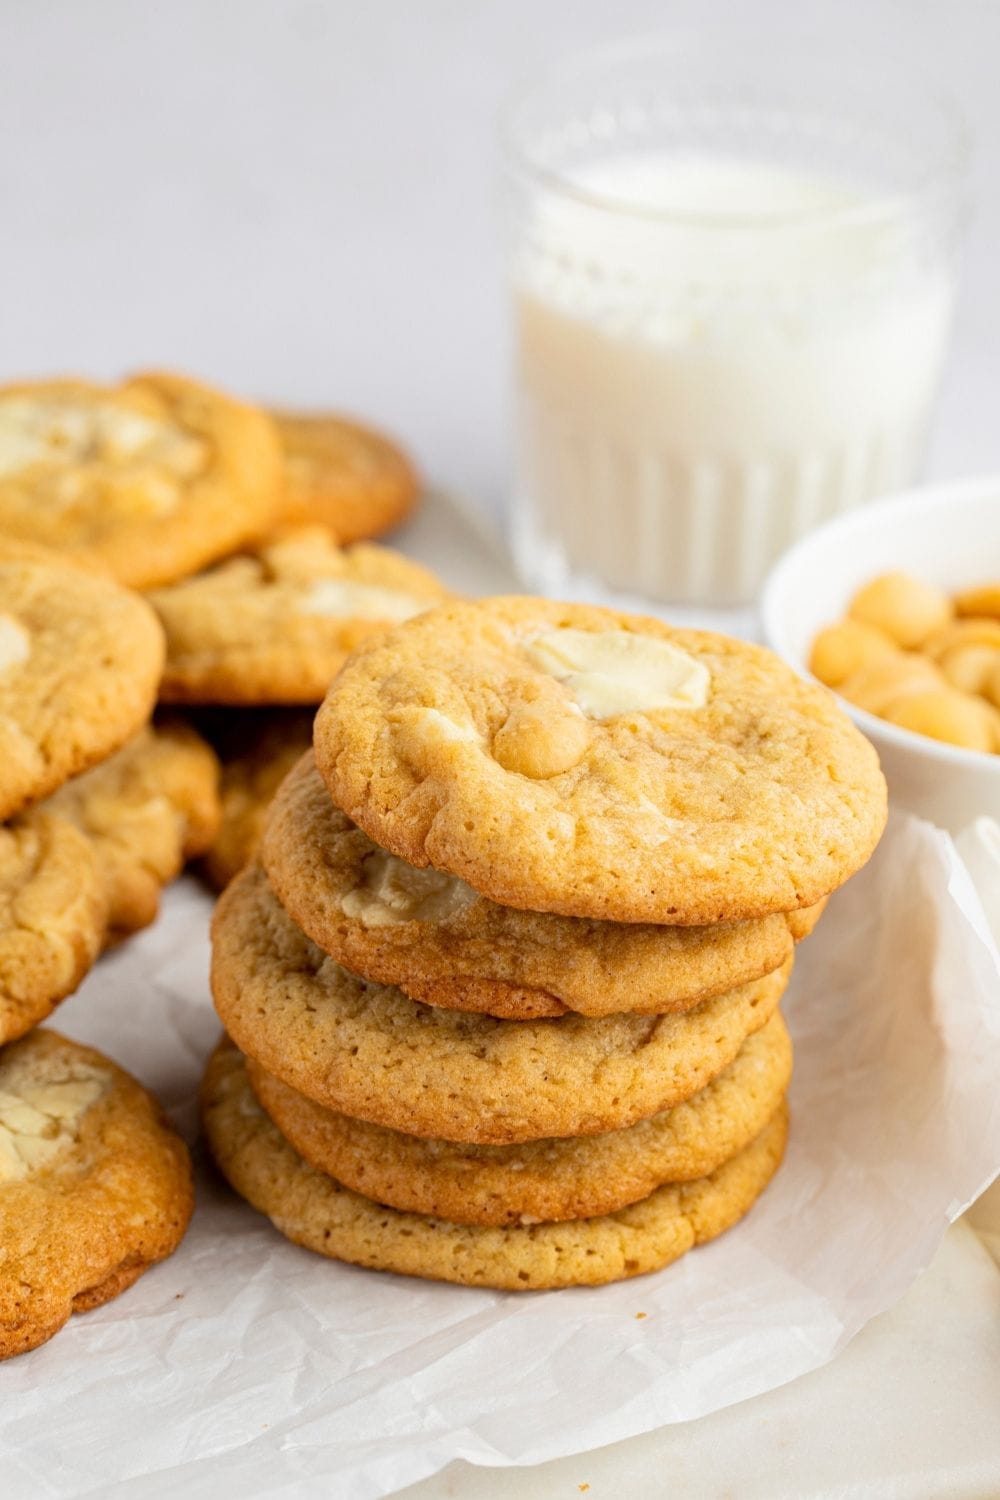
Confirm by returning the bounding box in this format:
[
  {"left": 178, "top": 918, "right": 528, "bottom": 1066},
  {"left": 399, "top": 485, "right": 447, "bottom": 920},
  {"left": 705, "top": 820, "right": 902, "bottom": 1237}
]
[
  {"left": 0, "top": 372, "right": 282, "bottom": 588},
  {"left": 203, "top": 1039, "right": 788, "bottom": 1290},
  {"left": 314, "top": 598, "right": 887, "bottom": 925},
  {"left": 272, "top": 410, "right": 418, "bottom": 543},
  {"left": 211, "top": 865, "right": 790, "bottom": 1144},
  {"left": 785, "top": 900, "right": 827, "bottom": 941},
  {"left": 0, "top": 557, "right": 164, "bottom": 820},
  {"left": 41, "top": 721, "right": 220, "bottom": 938},
  {"left": 247, "top": 1011, "right": 792, "bottom": 1224},
  {"left": 0, "top": 817, "right": 107, "bottom": 1045},
  {"left": 0, "top": 537, "right": 110, "bottom": 572},
  {"left": 198, "top": 709, "right": 315, "bottom": 891},
  {"left": 262, "top": 755, "right": 822, "bottom": 1019},
  {"left": 0, "top": 1029, "right": 193, "bottom": 1358},
  {"left": 150, "top": 527, "right": 449, "bottom": 705}
]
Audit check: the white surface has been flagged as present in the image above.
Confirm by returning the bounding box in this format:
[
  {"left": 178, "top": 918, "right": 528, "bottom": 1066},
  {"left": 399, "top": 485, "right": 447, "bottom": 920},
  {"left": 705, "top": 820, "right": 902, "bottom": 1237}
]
[
  {"left": 0, "top": 0, "right": 999, "bottom": 527},
  {"left": 401, "top": 1222, "right": 1000, "bottom": 1500},
  {"left": 761, "top": 478, "right": 1000, "bottom": 833}
]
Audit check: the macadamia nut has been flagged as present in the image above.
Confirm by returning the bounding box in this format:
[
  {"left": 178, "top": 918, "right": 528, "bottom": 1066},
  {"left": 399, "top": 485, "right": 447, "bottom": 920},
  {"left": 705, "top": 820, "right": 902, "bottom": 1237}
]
[
  {"left": 809, "top": 619, "right": 896, "bottom": 687},
  {"left": 839, "top": 654, "right": 945, "bottom": 716},
  {"left": 883, "top": 689, "right": 1000, "bottom": 753},
  {"left": 848, "top": 571, "right": 953, "bottom": 649}
]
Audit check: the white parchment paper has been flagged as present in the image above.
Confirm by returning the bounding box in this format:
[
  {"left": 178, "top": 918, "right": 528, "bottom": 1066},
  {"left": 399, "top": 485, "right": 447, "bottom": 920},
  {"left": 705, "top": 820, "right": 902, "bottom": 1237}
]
[
  {"left": 5, "top": 810, "right": 1000, "bottom": 1500},
  {"left": 955, "top": 817, "right": 1000, "bottom": 1266}
]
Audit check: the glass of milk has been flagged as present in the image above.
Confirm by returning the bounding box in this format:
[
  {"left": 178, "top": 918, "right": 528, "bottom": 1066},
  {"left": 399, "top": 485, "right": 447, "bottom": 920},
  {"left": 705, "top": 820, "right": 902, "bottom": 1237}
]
[{"left": 502, "top": 37, "right": 968, "bottom": 607}]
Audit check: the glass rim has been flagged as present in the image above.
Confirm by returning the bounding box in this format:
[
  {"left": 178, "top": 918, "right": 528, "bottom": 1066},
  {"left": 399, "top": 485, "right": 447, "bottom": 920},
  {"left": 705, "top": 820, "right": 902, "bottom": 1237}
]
[{"left": 499, "top": 32, "right": 970, "bottom": 234}]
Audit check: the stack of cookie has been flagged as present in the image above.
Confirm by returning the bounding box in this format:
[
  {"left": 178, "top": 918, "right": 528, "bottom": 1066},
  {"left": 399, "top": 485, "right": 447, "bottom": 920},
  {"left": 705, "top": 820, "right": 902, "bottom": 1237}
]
[
  {"left": 0, "top": 546, "right": 221, "bottom": 1044},
  {"left": 0, "top": 369, "right": 442, "bottom": 894},
  {"left": 0, "top": 366, "right": 291, "bottom": 982},
  {"left": 203, "top": 597, "right": 887, "bottom": 1291},
  {"left": 0, "top": 549, "right": 195, "bottom": 1356}
]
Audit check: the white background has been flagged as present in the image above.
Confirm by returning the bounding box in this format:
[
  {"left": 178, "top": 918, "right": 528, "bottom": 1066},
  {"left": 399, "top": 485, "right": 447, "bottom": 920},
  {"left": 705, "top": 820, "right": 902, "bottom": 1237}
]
[{"left": 2, "top": 0, "right": 998, "bottom": 524}]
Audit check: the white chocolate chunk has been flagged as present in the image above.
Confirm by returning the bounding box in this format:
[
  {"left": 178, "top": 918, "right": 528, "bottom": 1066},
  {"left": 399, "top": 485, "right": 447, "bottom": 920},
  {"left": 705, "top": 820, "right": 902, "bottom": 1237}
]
[
  {"left": 0, "top": 396, "right": 204, "bottom": 502},
  {"left": 298, "top": 578, "right": 428, "bottom": 622},
  {"left": 342, "top": 849, "right": 475, "bottom": 927},
  {"left": 100, "top": 408, "right": 177, "bottom": 462},
  {"left": 524, "top": 628, "right": 711, "bottom": 718},
  {"left": 0, "top": 1069, "right": 107, "bottom": 1183},
  {"left": 391, "top": 706, "right": 481, "bottom": 774},
  {"left": 0, "top": 614, "right": 30, "bottom": 673},
  {"left": 0, "top": 400, "right": 90, "bottom": 473},
  {"left": 414, "top": 708, "right": 479, "bottom": 744}
]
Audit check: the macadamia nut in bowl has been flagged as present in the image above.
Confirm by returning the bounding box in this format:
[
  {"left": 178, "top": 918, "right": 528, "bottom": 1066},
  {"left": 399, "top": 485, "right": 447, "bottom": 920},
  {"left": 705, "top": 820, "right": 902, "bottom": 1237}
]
[{"left": 761, "top": 479, "right": 1000, "bottom": 834}]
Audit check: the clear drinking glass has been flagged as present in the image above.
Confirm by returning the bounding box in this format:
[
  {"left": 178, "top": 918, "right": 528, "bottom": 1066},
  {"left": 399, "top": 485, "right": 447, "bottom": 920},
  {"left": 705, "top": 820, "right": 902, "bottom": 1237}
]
[{"left": 501, "top": 36, "right": 968, "bottom": 607}]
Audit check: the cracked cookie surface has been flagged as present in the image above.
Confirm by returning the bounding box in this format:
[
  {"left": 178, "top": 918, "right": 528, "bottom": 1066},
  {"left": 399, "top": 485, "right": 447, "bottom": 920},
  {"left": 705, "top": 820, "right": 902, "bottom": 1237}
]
[
  {"left": 314, "top": 597, "right": 887, "bottom": 924},
  {"left": 211, "top": 865, "right": 790, "bottom": 1143},
  {"left": 0, "top": 1029, "right": 193, "bottom": 1358},
  {"left": 151, "top": 527, "right": 448, "bottom": 705},
  {"left": 263, "top": 754, "right": 823, "bottom": 1018},
  {"left": 0, "top": 372, "right": 282, "bottom": 588},
  {"left": 272, "top": 411, "right": 418, "bottom": 543},
  {"left": 247, "top": 1011, "right": 791, "bottom": 1224},
  {"left": 203, "top": 1039, "right": 787, "bottom": 1290},
  {"left": 0, "top": 557, "right": 164, "bottom": 820}
]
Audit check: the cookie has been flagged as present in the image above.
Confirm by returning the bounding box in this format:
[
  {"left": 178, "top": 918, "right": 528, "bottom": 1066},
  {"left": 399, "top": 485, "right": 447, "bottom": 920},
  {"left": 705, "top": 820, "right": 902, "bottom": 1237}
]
[
  {"left": 247, "top": 1011, "right": 791, "bottom": 1225},
  {"left": 262, "top": 754, "right": 823, "bottom": 1019},
  {"left": 203, "top": 1039, "right": 788, "bottom": 1290},
  {"left": 0, "top": 817, "right": 107, "bottom": 1045},
  {"left": 0, "top": 372, "right": 282, "bottom": 588},
  {"left": 0, "top": 537, "right": 109, "bottom": 572},
  {"left": 314, "top": 598, "right": 887, "bottom": 924},
  {"left": 211, "top": 865, "right": 790, "bottom": 1143},
  {"left": 272, "top": 410, "right": 418, "bottom": 543},
  {"left": 150, "top": 527, "right": 449, "bottom": 705},
  {"left": 0, "top": 1029, "right": 193, "bottom": 1358},
  {"left": 0, "top": 557, "right": 165, "bottom": 821},
  {"left": 785, "top": 901, "right": 826, "bottom": 941},
  {"left": 42, "top": 721, "right": 221, "bottom": 938},
  {"left": 199, "top": 709, "right": 315, "bottom": 891}
]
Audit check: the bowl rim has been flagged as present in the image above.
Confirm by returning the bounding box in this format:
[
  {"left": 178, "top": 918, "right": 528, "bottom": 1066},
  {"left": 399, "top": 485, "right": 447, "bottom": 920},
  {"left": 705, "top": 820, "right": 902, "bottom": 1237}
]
[{"left": 760, "top": 474, "right": 1000, "bottom": 777}]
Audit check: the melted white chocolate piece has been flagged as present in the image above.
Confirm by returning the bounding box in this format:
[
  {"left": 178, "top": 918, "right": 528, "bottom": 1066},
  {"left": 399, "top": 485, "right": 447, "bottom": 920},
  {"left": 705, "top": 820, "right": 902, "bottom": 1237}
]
[
  {"left": 0, "top": 396, "right": 204, "bottom": 513},
  {"left": 523, "top": 628, "right": 710, "bottom": 718},
  {"left": 342, "top": 848, "right": 475, "bottom": 927},
  {"left": 299, "top": 578, "right": 428, "bottom": 622},
  {"left": 0, "top": 1068, "right": 108, "bottom": 1183},
  {"left": 0, "top": 614, "right": 30, "bottom": 673}
]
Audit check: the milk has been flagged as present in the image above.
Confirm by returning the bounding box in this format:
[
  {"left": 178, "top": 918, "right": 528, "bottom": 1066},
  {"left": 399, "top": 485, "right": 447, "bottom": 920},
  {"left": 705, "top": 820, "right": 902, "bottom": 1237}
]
[{"left": 511, "top": 152, "right": 955, "bottom": 606}]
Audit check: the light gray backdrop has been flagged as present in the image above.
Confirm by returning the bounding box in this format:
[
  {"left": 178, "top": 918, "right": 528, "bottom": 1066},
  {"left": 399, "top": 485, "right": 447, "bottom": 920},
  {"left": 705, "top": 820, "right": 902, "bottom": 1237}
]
[{"left": 2, "top": 0, "right": 997, "bottom": 522}]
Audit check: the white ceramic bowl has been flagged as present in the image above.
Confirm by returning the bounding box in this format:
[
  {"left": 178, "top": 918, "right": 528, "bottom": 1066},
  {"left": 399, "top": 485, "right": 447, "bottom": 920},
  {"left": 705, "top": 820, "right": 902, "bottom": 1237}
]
[{"left": 761, "top": 477, "right": 1000, "bottom": 834}]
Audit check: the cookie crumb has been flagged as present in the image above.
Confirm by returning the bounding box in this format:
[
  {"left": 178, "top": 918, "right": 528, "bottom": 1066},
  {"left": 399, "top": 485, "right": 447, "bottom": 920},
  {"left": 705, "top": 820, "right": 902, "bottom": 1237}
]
[{"left": 635, "top": 1311, "right": 647, "bottom": 1319}]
